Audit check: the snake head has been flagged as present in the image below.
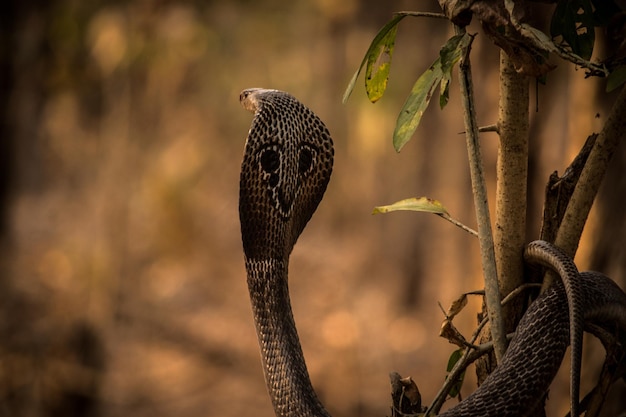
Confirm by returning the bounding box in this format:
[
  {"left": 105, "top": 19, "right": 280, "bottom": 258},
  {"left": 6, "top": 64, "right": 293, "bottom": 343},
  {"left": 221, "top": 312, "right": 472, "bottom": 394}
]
[
  {"left": 240, "top": 88, "right": 271, "bottom": 113},
  {"left": 239, "top": 88, "right": 334, "bottom": 261}
]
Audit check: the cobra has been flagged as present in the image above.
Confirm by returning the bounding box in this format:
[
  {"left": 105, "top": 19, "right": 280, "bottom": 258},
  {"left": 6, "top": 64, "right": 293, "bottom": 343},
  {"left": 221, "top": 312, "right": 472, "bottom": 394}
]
[{"left": 238, "top": 88, "right": 626, "bottom": 417}]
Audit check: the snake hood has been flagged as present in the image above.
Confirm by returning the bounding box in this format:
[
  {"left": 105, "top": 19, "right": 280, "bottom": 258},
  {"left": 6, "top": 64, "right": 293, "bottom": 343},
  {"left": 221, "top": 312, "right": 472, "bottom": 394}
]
[
  {"left": 239, "top": 88, "right": 334, "bottom": 417},
  {"left": 239, "top": 88, "right": 334, "bottom": 261}
]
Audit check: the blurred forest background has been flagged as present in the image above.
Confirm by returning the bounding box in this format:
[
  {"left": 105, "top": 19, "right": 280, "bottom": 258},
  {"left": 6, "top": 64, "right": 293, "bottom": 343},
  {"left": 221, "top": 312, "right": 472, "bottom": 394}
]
[{"left": 1, "top": 0, "right": 626, "bottom": 416}]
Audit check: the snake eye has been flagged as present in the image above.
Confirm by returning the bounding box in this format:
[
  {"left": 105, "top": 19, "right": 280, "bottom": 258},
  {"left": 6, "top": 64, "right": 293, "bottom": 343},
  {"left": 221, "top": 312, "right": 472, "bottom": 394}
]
[
  {"left": 260, "top": 149, "right": 280, "bottom": 174},
  {"left": 240, "top": 90, "right": 252, "bottom": 103},
  {"left": 299, "top": 147, "right": 314, "bottom": 175}
]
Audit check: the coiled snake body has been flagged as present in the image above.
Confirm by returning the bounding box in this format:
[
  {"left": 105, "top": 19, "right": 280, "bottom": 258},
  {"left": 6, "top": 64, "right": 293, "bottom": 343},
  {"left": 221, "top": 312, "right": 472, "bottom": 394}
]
[{"left": 238, "top": 88, "right": 626, "bottom": 417}]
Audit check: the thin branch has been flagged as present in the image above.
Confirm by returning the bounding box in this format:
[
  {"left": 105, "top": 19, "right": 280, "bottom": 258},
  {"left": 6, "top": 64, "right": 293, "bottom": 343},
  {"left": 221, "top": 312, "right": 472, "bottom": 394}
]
[
  {"left": 437, "top": 213, "right": 478, "bottom": 237},
  {"left": 568, "top": 321, "right": 626, "bottom": 416},
  {"left": 466, "top": 284, "right": 539, "bottom": 348},
  {"left": 455, "top": 25, "right": 506, "bottom": 363},
  {"left": 500, "top": 283, "right": 541, "bottom": 306},
  {"left": 478, "top": 124, "right": 499, "bottom": 133},
  {"left": 428, "top": 283, "right": 540, "bottom": 415},
  {"left": 426, "top": 333, "right": 516, "bottom": 416},
  {"left": 393, "top": 11, "right": 448, "bottom": 19},
  {"left": 425, "top": 342, "right": 484, "bottom": 416},
  {"left": 457, "top": 124, "right": 499, "bottom": 135}
]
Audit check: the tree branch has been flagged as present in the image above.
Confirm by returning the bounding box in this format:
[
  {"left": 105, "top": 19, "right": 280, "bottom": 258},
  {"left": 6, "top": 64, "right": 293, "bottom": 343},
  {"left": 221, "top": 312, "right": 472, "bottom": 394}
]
[
  {"left": 455, "top": 26, "right": 506, "bottom": 363},
  {"left": 494, "top": 47, "right": 529, "bottom": 326},
  {"left": 552, "top": 85, "right": 626, "bottom": 269}
]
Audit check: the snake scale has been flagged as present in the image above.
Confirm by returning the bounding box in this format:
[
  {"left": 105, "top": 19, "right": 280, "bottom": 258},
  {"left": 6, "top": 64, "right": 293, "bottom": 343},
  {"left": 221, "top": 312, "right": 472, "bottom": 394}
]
[{"left": 238, "top": 88, "right": 626, "bottom": 417}]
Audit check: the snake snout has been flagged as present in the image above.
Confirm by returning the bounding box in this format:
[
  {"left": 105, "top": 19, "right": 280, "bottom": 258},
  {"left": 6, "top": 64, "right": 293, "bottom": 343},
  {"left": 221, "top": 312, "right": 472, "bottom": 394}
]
[
  {"left": 240, "top": 88, "right": 283, "bottom": 113},
  {"left": 240, "top": 88, "right": 264, "bottom": 112}
]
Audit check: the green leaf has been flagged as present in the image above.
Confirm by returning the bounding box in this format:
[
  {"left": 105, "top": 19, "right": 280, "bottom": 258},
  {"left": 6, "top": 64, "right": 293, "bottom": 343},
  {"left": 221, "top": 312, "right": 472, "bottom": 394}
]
[
  {"left": 374, "top": 196, "right": 478, "bottom": 236},
  {"left": 439, "top": 34, "right": 466, "bottom": 74},
  {"left": 439, "top": 34, "right": 467, "bottom": 109},
  {"left": 607, "top": 67, "right": 626, "bottom": 92},
  {"left": 446, "top": 349, "right": 465, "bottom": 398},
  {"left": 373, "top": 197, "right": 449, "bottom": 215},
  {"left": 393, "top": 34, "right": 468, "bottom": 152},
  {"left": 550, "top": 0, "right": 595, "bottom": 60},
  {"left": 393, "top": 60, "right": 443, "bottom": 151},
  {"left": 440, "top": 75, "right": 451, "bottom": 108},
  {"left": 446, "top": 349, "right": 463, "bottom": 372},
  {"left": 365, "top": 24, "right": 399, "bottom": 103},
  {"left": 342, "top": 14, "right": 406, "bottom": 104}
]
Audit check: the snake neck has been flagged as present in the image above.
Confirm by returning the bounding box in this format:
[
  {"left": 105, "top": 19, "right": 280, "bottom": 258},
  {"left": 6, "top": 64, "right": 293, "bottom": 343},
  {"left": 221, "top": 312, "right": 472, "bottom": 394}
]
[{"left": 246, "top": 258, "right": 331, "bottom": 417}]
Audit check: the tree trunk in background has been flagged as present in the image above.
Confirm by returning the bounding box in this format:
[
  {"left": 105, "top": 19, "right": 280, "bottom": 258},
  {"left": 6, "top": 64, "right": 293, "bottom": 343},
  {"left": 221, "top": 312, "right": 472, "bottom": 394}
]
[{"left": 0, "top": 2, "right": 105, "bottom": 416}]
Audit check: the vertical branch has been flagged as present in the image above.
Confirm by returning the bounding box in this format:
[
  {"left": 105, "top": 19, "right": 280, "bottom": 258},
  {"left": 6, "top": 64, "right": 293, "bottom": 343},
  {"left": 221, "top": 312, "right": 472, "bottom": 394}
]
[
  {"left": 494, "top": 49, "right": 528, "bottom": 328},
  {"left": 456, "top": 27, "right": 506, "bottom": 363},
  {"left": 553, "top": 85, "right": 626, "bottom": 264}
]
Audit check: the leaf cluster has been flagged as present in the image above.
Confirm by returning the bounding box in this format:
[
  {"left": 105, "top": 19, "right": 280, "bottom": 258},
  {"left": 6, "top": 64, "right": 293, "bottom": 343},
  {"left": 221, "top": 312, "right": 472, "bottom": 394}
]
[
  {"left": 344, "top": 13, "right": 469, "bottom": 152},
  {"left": 343, "top": 3, "right": 626, "bottom": 148},
  {"left": 550, "top": 0, "right": 619, "bottom": 61}
]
